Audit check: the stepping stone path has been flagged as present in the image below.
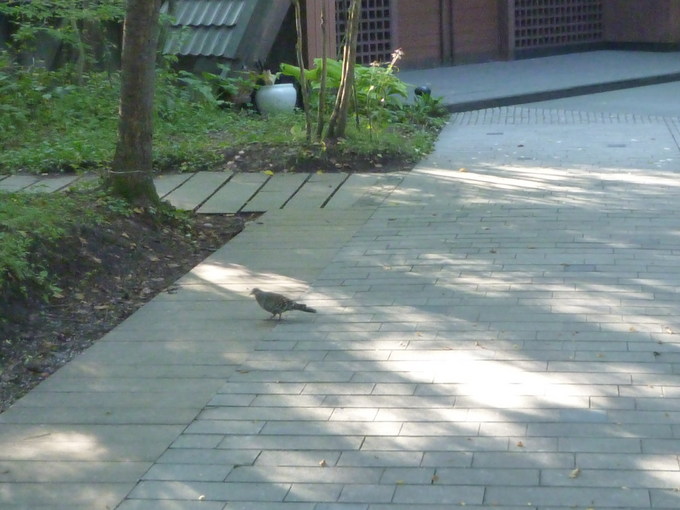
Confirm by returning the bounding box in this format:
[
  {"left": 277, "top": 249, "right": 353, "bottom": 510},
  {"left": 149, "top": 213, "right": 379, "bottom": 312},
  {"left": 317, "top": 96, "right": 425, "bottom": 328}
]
[{"left": 0, "top": 171, "right": 406, "bottom": 213}]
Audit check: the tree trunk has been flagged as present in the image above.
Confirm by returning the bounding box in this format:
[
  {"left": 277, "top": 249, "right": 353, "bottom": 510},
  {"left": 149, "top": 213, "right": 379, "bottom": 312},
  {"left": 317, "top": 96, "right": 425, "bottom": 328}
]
[
  {"left": 291, "top": 0, "right": 312, "bottom": 142},
  {"left": 327, "top": 0, "right": 360, "bottom": 140},
  {"left": 315, "top": 1, "right": 328, "bottom": 140},
  {"left": 105, "top": 0, "right": 162, "bottom": 207}
]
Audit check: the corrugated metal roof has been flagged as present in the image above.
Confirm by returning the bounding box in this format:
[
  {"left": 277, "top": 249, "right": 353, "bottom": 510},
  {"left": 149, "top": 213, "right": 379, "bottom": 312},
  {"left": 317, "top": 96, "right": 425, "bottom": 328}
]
[
  {"left": 164, "top": 26, "right": 239, "bottom": 57},
  {"left": 160, "top": 0, "right": 289, "bottom": 63},
  {"left": 161, "top": 0, "right": 249, "bottom": 58},
  {"left": 166, "top": 0, "right": 245, "bottom": 28}
]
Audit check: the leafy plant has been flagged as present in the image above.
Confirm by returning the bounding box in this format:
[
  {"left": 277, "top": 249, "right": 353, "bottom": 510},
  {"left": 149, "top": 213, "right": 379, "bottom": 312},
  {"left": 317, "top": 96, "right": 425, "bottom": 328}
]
[
  {"left": 0, "top": 0, "right": 125, "bottom": 76},
  {"left": 280, "top": 50, "right": 409, "bottom": 135},
  {"left": 0, "top": 191, "right": 103, "bottom": 302}
]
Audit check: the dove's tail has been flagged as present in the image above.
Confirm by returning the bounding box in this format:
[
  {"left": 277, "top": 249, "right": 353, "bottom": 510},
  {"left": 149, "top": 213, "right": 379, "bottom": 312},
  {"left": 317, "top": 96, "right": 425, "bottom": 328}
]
[{"left": 293, "top": 303, "right": 316, "bottom": 313}]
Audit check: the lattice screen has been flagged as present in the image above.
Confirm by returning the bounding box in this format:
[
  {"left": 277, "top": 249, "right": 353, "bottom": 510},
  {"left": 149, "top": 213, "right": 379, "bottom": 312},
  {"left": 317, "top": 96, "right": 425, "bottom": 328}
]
[
  {"left": 336, "top": 0, "right": 392, "bottom": 65},
  {"left": 514, "top": 0, "right": 603, "bottom": 50}
]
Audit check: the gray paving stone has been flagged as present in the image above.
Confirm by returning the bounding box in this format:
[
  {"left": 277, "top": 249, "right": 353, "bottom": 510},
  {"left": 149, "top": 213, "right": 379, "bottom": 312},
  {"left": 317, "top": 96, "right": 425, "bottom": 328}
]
[
  {"left": 483, "top": 486, "right": 650, "bottom": 508},
  {"left": 163, "top": 171, "right": 232, "bottom": 211},
  {"left": 157, "top": 449, "right": 259, "bottom": 466},
  {"left": 199, "top": 172, "right": 269, "bottom": 213},
  {"left": 0, "top": 482, "right": 133, "bottom": 507},
  {"left": 129, "top": 480, "right": 290, "bottom": 502},
  {"left": 0, "top": 174, "right": 39, "bottom": 191},
  {"left": 285, "top": 483, "right": 343, "bottom": 502},
  {"left": 323, "top": 173, "right": 381, "bottom": 209},
  {"left": 0, "top": 424, "right": 183, "bottom": 461},
  {"left": 241, "top": 172, "right": 309, "bottom": 212},
  {"left": 142, "top": 463, "right": 233, "bottom": 482},
  {"left": 284, "top": 172, "right": 346, "bottom": 209},
  {"left": 393, "top": 484, "right": 484, "bottom": 505},
  {"left": 24, "top": 174, "right": 80, "bottom": 192},
  {"left": 226, "top": 466, "right": 383, "bottom": 484},
  {"left": 153, "top": 172, "right": 194, "bottom": 197},
  {"left": 118, "top": 501, "right": 226, "bottom": 510},
  {"left": 0, "top": 460, "right": 150, "bottom": 482},
  {"left": 338, "top": 484, "right": 394, "bottom": 503}
]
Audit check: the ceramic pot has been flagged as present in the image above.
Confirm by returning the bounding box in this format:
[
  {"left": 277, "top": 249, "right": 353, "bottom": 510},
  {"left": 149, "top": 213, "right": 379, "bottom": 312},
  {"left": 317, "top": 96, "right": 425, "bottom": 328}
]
[{"left": 255, "top": 83, "right": 297, "bottom": 115}]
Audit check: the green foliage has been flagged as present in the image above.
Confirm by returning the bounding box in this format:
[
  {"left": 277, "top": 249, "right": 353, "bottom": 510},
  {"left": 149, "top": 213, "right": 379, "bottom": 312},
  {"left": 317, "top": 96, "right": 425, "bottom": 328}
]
[
  {"left": 0, "top": 46, "right": 447, "bottom": 176},
  {"left": 281, "top": 57, "right": 408, "bottom": 115},
  {"left": 0, "top": 191, "right": 103, "bottom": 302},
  {"left": 280, "top": 52, "right": 411, "bottom": 138},
  {"left": 0, "top": 0, "right": 124, "bottom": 68},
  {"left": 0, "top": 60, "right": 119, "bottom": 172},
  {"left": 399, "top": 92, "right": 449, "bottom": 130}
]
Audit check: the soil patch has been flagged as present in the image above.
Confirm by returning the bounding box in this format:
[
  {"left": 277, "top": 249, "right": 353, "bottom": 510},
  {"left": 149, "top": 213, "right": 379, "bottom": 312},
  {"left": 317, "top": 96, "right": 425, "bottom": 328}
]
[
  {"left": 0, "top": 209, "right": 249, "bottom": 413},
  {"left": 221, "top": 144, "right": 416, "bottom": 174}
]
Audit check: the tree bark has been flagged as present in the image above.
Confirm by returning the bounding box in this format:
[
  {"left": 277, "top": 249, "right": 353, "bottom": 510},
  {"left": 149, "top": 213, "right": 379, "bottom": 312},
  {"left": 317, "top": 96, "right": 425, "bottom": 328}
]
[
  {"left": 315, "top": 1, "right": 328, "bottom": 140},
  {"left": 105, "top": 0, "right": 162, "bottom": 206},
  {"left": 327, "top": 0, "right": 360, "bottom": 140},
  {"left": 291, "top": 0, "right": 312, "bottom": 142}
]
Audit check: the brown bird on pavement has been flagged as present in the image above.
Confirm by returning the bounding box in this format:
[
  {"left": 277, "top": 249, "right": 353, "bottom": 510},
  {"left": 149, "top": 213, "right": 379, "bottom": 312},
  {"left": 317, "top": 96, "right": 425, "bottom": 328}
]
[{"left": 250, "top": 288, "right": 317, "bottom": 320}]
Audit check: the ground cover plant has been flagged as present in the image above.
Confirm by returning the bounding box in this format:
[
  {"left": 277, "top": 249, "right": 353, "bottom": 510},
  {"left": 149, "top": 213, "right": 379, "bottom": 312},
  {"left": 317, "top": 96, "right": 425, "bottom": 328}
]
[{"left": 0, "top": 53, "right": 447, "bottom": 175}]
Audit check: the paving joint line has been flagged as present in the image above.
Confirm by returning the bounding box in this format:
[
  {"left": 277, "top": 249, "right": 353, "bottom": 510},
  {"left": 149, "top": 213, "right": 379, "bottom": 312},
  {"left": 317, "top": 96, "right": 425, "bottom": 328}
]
[
  {"left": 237, "top": 173, "right": 273, "bottom": 213},
  {"left": 158, "top": 172, "right": 195, "bottom": 199},
  {"left": 279, "top": 172, "right": 313, "bottom": 209},
  {"left": 320, "top": 172, "right": 352, "bottom": 208},
  {"left": 664, "top": 117, "right": 680, "bottom": 152},
  {"left": 191, "top": 171, "right": 235, "bottom": 212}
]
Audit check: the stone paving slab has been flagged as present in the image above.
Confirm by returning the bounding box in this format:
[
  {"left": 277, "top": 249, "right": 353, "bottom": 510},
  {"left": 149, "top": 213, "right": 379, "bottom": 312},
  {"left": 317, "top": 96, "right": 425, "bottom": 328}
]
[
  {"left": 241, "top": 172, "right": 309, "bottom": 212},
  {"left": 0, "top": 208, "right": 373, "bottom": 509},
  {"left": 198, "top": 171, "right": 269, "bottom": 213},
  {"left": 114, "top": 105, "right": 680, "bottom": 510},
  {"left": 0, "top": 174, "right": 40, "bottom": 192},
  {"left": 284, "top": 172, "right": 347, "bottom": 209},
  {"left": 22, "top": 175, "right": 81, "bottom": 193},
  {"left": 398, "top": 50, "right": 680, "bottom": 111},
  {"left": 154, "top": 172, "right": 193, "bottom": 198},
  {"left": 162, "top": 171, "right": 232, "bottom": 211}
]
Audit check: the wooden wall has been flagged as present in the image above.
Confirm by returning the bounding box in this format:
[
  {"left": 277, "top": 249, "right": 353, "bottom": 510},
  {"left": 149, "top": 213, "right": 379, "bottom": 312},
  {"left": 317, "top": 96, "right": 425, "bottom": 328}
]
[
  {"left": 393, "top": 0, "right": 503, "bottom": 67},
  {"left": 451, "top": 0, "right": 502, "bottom": 63},
  {"left": 392, "top": 0, "right": 444, "bottom": 68},
  {"left": 603, "top": 0, "right": 680, "bottom": 44}
]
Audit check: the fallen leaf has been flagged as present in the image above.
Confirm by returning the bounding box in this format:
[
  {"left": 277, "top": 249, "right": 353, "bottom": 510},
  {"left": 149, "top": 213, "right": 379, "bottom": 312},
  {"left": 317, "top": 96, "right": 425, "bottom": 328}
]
[
  {"left": 516, "top": 441, "right": 524, "bottom": 448},
  {"left": 569, "top": 468, "right": 581, "bottom": 479}
]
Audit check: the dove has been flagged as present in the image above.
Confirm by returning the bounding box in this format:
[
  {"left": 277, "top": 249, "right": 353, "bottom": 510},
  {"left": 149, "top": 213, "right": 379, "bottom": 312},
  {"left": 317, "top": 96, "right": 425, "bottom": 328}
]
[{"left": 250, "top": 288, "right": 317, "bottom": 320}]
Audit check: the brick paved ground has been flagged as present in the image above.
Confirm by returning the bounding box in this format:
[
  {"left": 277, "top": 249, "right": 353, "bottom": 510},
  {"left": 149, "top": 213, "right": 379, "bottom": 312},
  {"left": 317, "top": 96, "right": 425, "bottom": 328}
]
[
  {"left": 1, "top": 66, "right": 680, "bottom": 508},
  {"left": 124, "top": 105, "right": 679, "bottom": 509}
]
